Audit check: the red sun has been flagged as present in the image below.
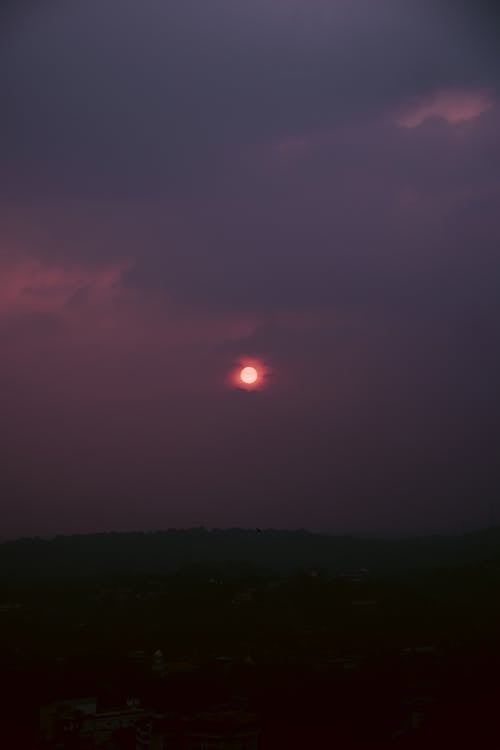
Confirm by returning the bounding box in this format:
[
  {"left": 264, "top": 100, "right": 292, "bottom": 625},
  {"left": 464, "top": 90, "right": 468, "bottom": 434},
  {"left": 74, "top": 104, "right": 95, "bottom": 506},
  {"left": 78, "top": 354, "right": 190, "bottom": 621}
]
[
  {"left": 240, "top": 366, "right": 258, "bottom": 385},
  {"left": 228, "top": 358, "right": 269, "bottom": 391}
]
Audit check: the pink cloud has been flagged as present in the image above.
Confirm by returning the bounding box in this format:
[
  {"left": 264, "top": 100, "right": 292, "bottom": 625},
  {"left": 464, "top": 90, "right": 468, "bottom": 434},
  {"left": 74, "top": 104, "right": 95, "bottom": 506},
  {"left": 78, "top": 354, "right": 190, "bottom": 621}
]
[
  {"left": 396, "top": 88, "right": 494, "bottom": 128},
  {"left": 0, "top": 259, "right": 129, "bottom": 316},
  {"left": 0, "top": 255, "right": 261, "bottom": 412}
]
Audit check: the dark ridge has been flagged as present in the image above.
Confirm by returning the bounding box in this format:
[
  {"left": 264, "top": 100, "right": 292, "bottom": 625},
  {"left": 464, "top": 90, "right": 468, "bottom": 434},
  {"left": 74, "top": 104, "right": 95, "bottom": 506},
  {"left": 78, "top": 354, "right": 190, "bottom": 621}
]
[{"left": 1, "top": 526, "right": 500, "bottom": 583}]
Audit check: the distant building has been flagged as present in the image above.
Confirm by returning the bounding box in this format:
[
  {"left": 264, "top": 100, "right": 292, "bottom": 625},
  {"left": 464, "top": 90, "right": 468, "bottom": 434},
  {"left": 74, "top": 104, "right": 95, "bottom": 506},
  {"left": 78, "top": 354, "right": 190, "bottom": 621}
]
[
  {"left": 80, "top": 707, "right": 147, "bottom": 746},
  {"left": 40, "top": 698, "right": 147, "bottom": 748},
  {"left": 40, "top": 697, "right": 97, "bottom": 745},
  {"left": 231, "top": 589, "right": 255, "bottom": 606},
  {"left": 150, "top": 710, "right": 260, "bottom": 750},
  {"left": 393, "top": 695, "right": 436, "bottom": 739},
  {"left": 136, "top": 716, "right": 153, "bottom": 750}
]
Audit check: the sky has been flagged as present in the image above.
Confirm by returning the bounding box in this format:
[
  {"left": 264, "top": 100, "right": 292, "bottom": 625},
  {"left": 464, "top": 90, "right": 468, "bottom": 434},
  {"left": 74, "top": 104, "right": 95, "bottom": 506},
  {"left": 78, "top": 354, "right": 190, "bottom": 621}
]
[{"left": 1, "top": 1, "right": 499, "bottom": 538}]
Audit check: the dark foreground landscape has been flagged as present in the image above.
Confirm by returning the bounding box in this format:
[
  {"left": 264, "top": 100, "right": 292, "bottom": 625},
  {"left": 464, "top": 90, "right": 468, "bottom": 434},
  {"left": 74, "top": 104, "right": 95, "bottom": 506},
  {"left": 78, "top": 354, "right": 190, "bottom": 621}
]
[{"left": 2, "top": 528, "right": 500, "bottom": 748}]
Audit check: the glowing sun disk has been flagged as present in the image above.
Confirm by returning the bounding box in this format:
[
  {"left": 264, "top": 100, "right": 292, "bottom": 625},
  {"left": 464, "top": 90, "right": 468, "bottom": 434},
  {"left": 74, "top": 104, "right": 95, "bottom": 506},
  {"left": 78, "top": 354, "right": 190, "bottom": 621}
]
[{"left": 240, "top": 366, "right": 258, "bottom": 384}]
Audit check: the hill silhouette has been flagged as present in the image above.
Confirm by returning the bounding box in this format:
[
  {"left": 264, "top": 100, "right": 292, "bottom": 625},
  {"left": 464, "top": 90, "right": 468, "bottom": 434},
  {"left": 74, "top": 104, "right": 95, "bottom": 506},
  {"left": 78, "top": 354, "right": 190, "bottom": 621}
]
[{"left": 1, "top": 527, "right": 500, "bottom": 582}]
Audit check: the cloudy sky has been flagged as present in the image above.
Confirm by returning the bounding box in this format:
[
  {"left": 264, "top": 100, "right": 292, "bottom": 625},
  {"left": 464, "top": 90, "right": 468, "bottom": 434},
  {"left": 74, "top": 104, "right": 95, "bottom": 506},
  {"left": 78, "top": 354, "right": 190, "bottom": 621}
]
[{"left": 1, "top": 1, "right": 499, "bottom": 538}]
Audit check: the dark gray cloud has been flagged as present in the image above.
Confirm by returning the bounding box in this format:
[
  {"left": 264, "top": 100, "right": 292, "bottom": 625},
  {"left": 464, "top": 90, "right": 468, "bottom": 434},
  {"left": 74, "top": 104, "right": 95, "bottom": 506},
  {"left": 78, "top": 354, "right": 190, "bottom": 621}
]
[
  {"left": 1, "top": 1, "right": 498, "bottom": 198},
  {"left": 122, "top": 107, "right": 500, "bottom": 318}
]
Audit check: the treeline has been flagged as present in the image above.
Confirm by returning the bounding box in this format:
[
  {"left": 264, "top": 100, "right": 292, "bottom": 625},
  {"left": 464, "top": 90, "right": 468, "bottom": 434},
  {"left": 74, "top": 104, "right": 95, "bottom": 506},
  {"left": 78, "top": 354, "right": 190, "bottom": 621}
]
[{"left": 1, "top": 527, "right": 500, "bottom": 583}]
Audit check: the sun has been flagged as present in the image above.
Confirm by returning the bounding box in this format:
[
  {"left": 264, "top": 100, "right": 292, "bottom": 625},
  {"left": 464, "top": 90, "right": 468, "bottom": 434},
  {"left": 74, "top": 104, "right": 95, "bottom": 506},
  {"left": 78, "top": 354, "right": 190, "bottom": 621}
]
[
  {"left": 240, "top": 366, "right": 258, "bottom": 385},
  {"left": 227, "top": 357, "right": 269, "bottom": 391}
]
